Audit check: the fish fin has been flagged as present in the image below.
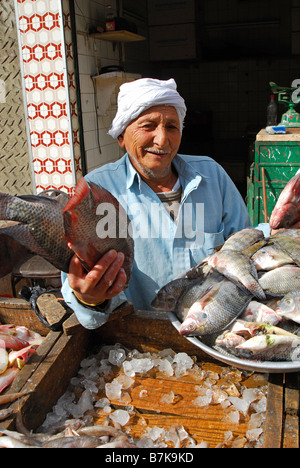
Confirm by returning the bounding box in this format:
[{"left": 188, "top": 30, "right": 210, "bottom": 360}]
[
  {"left": 230, "top": 276, "right": 265, "bottom": 300},
  {"left": 18, "top": 194, "right": 59, "bottom": 206},
  {"left": 0, "top": 234, "right": 32, "bottom": 279},
  {"left": 89, "top": 181, "right": 121, "bottom": 208},
  {"left": 195, "top": 283, "right": 221, "bottom": 307},
  {"left": 62, "top": 177, "right": 90, "bottom": 213}
]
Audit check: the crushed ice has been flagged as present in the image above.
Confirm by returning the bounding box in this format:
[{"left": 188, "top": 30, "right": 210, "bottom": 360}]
[{"left": 39, "top": 343, "right": 268, "bottom": 448}]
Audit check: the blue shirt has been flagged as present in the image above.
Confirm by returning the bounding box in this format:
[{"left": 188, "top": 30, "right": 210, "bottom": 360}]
[{"left": 61, "top": 153, "right": 252, "bottom": 329}]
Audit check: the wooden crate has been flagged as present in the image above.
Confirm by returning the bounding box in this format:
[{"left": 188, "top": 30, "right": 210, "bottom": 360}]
[{"left": 0, "top": 301, "right": 298, "bottom": 448}]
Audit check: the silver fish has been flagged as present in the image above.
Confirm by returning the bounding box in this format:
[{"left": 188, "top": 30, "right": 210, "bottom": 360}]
[
  {"left": 174, "top": 271, "right": 223, "bottom": 321},
  {"left": 151, "top": 276, "right": 205, "bottom": 313},
  {"left": 215, "top": 330, "right": 247, "bottom": 350},
  {"left": 179, "top": 279, "right": 252, "bottom": 336},
  {"left": 241, "top": 300, "right": 282, "bottom": 325},
  {"left": 151, "top": 263, "right": 213, "bottom": 314},
  {"left": 270, "top": 232, "right": 300, "bottom": 267},
  {"left": 251, "top": 243, "right": 294, "bottom": 271},
  {"left": 259, "top": 266, "right": 300, "bottom": 296},
  {"left": 41, "top": 435, "right": 114, "bottom": 448},
  {"left": 0, "top": 420, "right": 136, "bottom": 448},
  {"left": 271, "top": 229, "right": 300, "bottom": 240},
  {"left": 215, "top": 320, "right": 293, "bottom": 355},
  {"left": 0, "top": 407, "right": 16, "bottom": 421},
  {"left": 275, "top": 292, "right": 300, "bottom": 324},
  {"left": 235, "top": 334, "right": 300, "bottom": 361},
  {"left": 220, "top": 228, "right": 265, "bottom": 251},
  {"left": 207, "top": 249, "right": 266, "bottom": 300},
  {"left": 241, "top": 321, "right": 297, "bottom": 338},
  {"left": 0, "top": 436, "right": 36, "bottom": 448}
]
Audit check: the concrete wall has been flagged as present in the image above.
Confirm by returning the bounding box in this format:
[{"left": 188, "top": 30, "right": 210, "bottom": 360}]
[{"left": 74, "top": 0, "right": 148, "bottom": 173}]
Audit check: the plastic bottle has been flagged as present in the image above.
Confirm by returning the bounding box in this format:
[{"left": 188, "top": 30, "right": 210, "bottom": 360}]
[
  {"left": 105, "top": 4, "right": 115, "bottom": 31},
  {"left": 267, "top": 94, "right": 277, "bottom": 126}
]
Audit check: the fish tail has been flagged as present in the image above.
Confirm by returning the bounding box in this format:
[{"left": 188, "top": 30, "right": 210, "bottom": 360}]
[
  {"left": 253, "top": 285, "right": 266, "bottom": 301},
  {"left": 0, "top": 193, "right": 11, "bottom": 219},
  {"left": 0, "top": 192, "right": 28, "bottom": 223}
]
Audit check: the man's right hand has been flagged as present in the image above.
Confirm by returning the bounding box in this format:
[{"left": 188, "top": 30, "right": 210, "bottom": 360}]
[{"left": 67, "top": 249, "right": 127, "bottom": 307}]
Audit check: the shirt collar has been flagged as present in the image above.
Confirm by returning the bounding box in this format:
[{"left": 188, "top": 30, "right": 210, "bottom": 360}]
[
  {"left": 125, "top": 153, "right": 203, "bottom": 192},
  {"left": 173, "top": 154, "right": 202, "bottom": 186},
  {"left": 125, "top": 154, "right": 139, "bottom": 189}
]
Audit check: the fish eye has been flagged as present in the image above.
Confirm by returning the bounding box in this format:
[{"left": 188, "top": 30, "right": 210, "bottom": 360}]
[{"left": 167, "top": 297, "right": 176, "bottom": 307}]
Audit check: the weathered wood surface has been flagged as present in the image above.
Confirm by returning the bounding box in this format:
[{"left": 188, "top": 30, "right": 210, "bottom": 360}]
[
  {"left": 256, "top": 128, "right": 300, "bottom": 142},
  {"left": 0, "top": 308, "right": 90, "bottom": 431},
  {"left": 92, "top": 364, "right": 268, "bottom": 448},
  {"left": 0, "top": 297, "right": 49, "bottom": 335},
  {"left": 263, "top": 373, "right": 300, "bottom": 448},
  {"left": 263, "top": 373, "right": 284, "bottom": 448},
  {"left": 36, "top": 293, "right": 68, "bottom": 327},
  {"left": 0, "top": 303, "right": 299, "bottom": 447},
  {"left": 95, "top": 309, "right": 213, "bottom": 361},
  {"left": 1, "top": 326, "right": 90, "bottom": 431}
]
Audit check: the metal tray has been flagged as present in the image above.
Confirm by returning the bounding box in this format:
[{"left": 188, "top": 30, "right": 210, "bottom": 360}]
[{"left": 168, "top": 312, "right": 300, "bottom": 374}]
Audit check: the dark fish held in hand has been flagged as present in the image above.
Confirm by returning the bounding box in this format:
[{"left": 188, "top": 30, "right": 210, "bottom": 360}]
[
  {"left": 0, "top": 190, "right": 72, "bottom": 273},
  {"left": 63, "top": 177, "right": 134, "bottom": 281},
  {"left": 0, "top": 179, "right": 135, "bottom": 281}
]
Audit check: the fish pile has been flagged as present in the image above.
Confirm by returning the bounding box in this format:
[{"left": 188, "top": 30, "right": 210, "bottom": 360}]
[
  {"left": 152, "top": 171, "right": 300, "bottom": 363},
  {"left": 152, "top": 228, "right": 300, "bottom": 362},
  {"left": 0, "top": 344, "right": 267, "bottom": 448},
  {"left": 0, "top": 324, "right": 43, "bottom": 394},
  {"left": 0, "top": 177, "right": 134, "bottom": 282}
]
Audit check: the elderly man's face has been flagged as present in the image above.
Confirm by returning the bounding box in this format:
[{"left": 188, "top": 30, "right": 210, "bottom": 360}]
[{"left": 117, "top": 105, "right": 181, "bottom": 179}]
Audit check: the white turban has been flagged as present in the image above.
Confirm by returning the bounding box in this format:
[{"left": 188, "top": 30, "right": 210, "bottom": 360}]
[{"left": 108, "top": 78, "right": 187, "bottom": 139}]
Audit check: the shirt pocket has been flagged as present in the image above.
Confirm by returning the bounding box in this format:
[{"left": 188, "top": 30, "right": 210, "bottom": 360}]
[{"left": 189, "top": 225, "right": 225, "bottom": 266}]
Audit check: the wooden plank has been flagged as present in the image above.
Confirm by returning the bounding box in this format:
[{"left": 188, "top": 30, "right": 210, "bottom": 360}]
[
  {"left": 95, "top": 310, "right": 214, "bottom": 362},
  {"left": 263, "top": 373, "right": 284, "bottom": 448},
  {"left": 7, "top": 331, "right": 62, "bottom": 394},
  {"left": 256, "top": 128, "right": 300, "bottom": 142},
  {"left": 90, "top": 30, "right": 146, "bottom": 42},
  {"left": 0, "top": 297, "right": 49, "bottom": 335},
  {"left": 93, "top": 366, "right": 268, "bottom": 448},
  {"left": 20, "top": 329, "right": 89, "bottom": 431},
  {"left": 36, "top": 293, "right": 68, "bottom": 327},
  {"left": 95, "top": 411, "right": 248, "bottom": 448},
  {"left": 0, "top": 303, "right": 289, "bottom": 447},
  {"left": 0, "top": 330, "right": 62, "bottom": 430},
  {"left": 112, "top": 376, "right": 241, "bottom": 420},
  {"left": 283, "top": 373, "right": 299, "bottom": 448},
  {"left": 2, "top": 327, "right": 90, "bottom": 431},
  {"left": 63, "top": 313, "right": 85, "bottom": 336}
]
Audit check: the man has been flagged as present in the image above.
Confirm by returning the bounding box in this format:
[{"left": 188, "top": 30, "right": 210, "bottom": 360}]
[{"left": 61, "top": 78, "right": 252, "bottom": 329}]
